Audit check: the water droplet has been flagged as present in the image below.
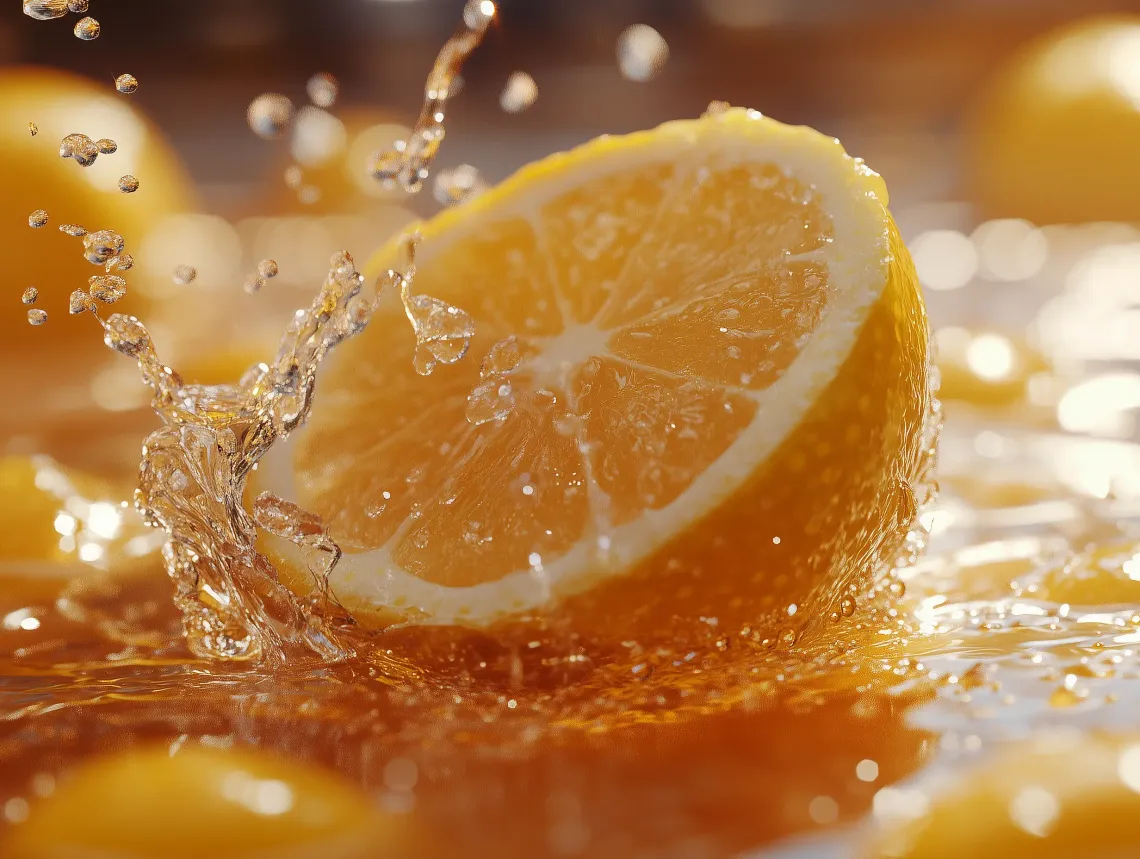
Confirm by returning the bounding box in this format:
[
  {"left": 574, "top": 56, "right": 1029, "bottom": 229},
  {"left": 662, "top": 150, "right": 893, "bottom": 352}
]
[
  {"left": 118, "top": 175, "right": 139, "bottom": 193},
  {"left": 83, "top": 230, "right": 124, "bottom": 265},
  {"left": 27, "top": 309, "right": 48, "bottom": 326},
  {"left": 306, "top": 72, "right": 339, "bottom": 108},
  {"left": 466, "top": 380, "right": 515, "bottom": 426},
  {"left": 101, "top": 313, "right": 151, "bottom": 357},
  {"left": 115, "top": 73, "right": 138, "bottom": 94},
  {"left": 111, "top": 253, "right": 134, "bottom": 271},
  {"left": 73, "top": 16, "right": 100, "bottom": 40},
  {"left": 172, "top": 264, "right": 197, "bottom": 285},
  {"left": 481, "top": 336, "right": 523, "bottom": 378},
  {"left": 59, "top": 133, "right": 99, "bottom": 166},
  {"left": 59, "top": 223, "right": 87, "bottom": 237},
  {"left": 617, "top": 24, "right": 669, "bottom": 82},
  {"left": 89, "top": 274, "right": 127, "bottom": 304},
  {"left": 22, "top": 0, "right": 67, "bottom": 21},
  {"left": 28, "top": 122, "right": 37, "bottom": 137},
  {"left": 840, "top": 596, "right": 857, "bottom": 617},
  {"left": 284, "top": 165, "right": 303, "bottom": 189},
  {"left": 402, "top": 293, "right": 475, "bottom": 376},
  {"left": 247, "top": 93, "right": 294, "bottom": 139},
  {"left": 433, "top": 164, "right": 487, "bottom": 207},
  {"left": 779, "top": 628, "right": 797, "bottom": 648},
  {"left": 244, "top": 274, "right": 265, "bottom": 295},
  {"left": 96, "top": 138, "right": 117, "bottom": 155},
  {"left": 69, "top": 289, "right": 94, "bottom": 315},
  {"left": 21, "top": 287, "right": 39, "bottom": 305},
  {"left": 67, "top": 0, "right": 88, "bottom": 12},
  {"left": 28, "top": 210, "right": 48, "bottom": 228},
  {"left": 499, "top": 71, "right": 538, "bottom": 114},
  {"left": 258, "top": 259, "right": 279, "bottom": 279},
  {"left": 462, "top": 0, "right": 496, "bottom": 29}
]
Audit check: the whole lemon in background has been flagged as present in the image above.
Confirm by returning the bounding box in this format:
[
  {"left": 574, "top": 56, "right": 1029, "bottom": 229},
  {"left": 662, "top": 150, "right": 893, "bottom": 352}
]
[
  {"left": 0, "top": 67, "right": 195, "bottom": 432},
  {"left": 966, "top": 16, "right": 1140, "bottom": 224}
]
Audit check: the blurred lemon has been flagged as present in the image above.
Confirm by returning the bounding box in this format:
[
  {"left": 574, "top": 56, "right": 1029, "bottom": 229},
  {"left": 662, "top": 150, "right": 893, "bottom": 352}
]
[
  {"left": 966, "top": 16, "right": 1140, "bottom": 224},
  {"left": 0, "top": 67, "right": 194, "bottom": 424}
]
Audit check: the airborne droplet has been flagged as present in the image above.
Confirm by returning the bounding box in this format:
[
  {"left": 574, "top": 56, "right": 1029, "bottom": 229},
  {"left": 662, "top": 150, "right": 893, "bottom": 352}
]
[
  {"left": 21, "top": 287, "right": 39, "bottom": 305},
  {"left": 247, "top": 93, "right": 294, "bottom": 140},
  {"left": 66, "top": 0, "right": 88, "bottom": 12},
  {"left": 27, "top": 309, "right": 48, "bottom": 326},
  {"left": 118, "top": 175, "right": 139, "bottom": 193},
  {"left": 433, "top": 164, "right": 487, "bottom": 207},
  {"left": 258, "top": 259, "right": 279, "bottom": 279},
  {"left": 499, "top": 71, "right": 538, "bottom": 114},
  {"left": 69, "top": 289, "right": 95, "bottom": 315},
  {"left": 617, "top": 24, "right": 669, "bottom": 82},
  {"left": 28, "top": 122, "right": 37, "bottom": 137},
  {"left": 59, "top": 223, "right": 87, "bottom": 237},
  {"left": 28, "top": 210, "right": 48, "bottom": 228},
  {"left": 115, "top": 74, "right": 138, "bottom": 95},
  {"left": 462, "top": 0, "right": 495, "bottom": 29},
  {"left": 73, "top": 15, "right": 100, "bottom": 40},
  {"left": 59, "top": 133, "right": 99, "bottom": 167},
  {"left": 403, "top": 293, "right": 475, "bottom": 376},
  {"left": 172, "top": 264, "right": 197, "bottom": 285},
  {"left": 89, "top": 274, "right": 128, "bottom": 304},
  {"left": 306, "top": 72, "right": 339, "bottom": 109},
  {"left": 96, "top": 138, "right": 118, "bottom": 155},
  {"left": 22, "top": 0, "right": 67, "bottom": 21},
  {"left": 83, "top": 230, "right": 125, "bottom": 265}
]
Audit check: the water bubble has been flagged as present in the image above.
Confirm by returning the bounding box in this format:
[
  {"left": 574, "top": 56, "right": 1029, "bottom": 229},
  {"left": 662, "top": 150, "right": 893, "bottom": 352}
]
[
  {"left": 59, "top": 133, "right": 99, "bottom": 167},
  {"left": 59, "top": 223, "right": 87, "bottom": 237},
  {"left": 83, "top": 230, "right": 124, "bottom": 265},
  {"left": 172, "top": 264, "right": 197, "bottom": 285},
  {"left": 73, "top": 16, "right": 100, "bottom": 40},
  {"left": 22, "top": 0, "right": 67, "bottom": 21},
  {"left": 247, "top": 93, "right": 294, "bottom": 140},
  {"left": 89, "top": 274, "right": 128, "bottom": 304},
  {"left": 28, "top": 122, "right": 37, "bottom": 137},
  {"left": 617, "top": 24, "right": 669, "bottom": 82},
  {"left": 284, "top": 165, "right": 303, "bottom": 189},
  {"left": 258, "top": 259, "right": 279, "bottom": 279},
  {"left": 26, "top": 309, "right": 48, "bottom": 326},
  {"left": 118, "top": 175, "right": 139, "bottom": 194},
  {"left": 115, "top": 73, "right": 138, "bottom": 94},
  {"left": 306, "top": 72, "right": 339, "bottom": 108},
  {"left": 244, "top": 274, "right": 265, "bottom": 295},
  {"left": 402, "top": 293, "right": 475, "bottom": 376},
  {"left": 463, "top": 0, "right": 496, "bottom": 29},
  {"left": 21, "top": 287, "right": 39, "bottom": 305},
  {"left": 433, "top": 164, "right": 487, "bottom": 207},
  {"left": 28, "top": 210, "right": 48, "bottom": 228},
  {"left": 69, "top": 289, "right": 94, "bottom": 315},
  {"left": 66, "top": 0, "right": 88, "bottom": 12},
  {"left": 96, "top": 138, "right": 118, "bottom": 155},
  {"left": 499, "top": 71, "right": 538, "bottom": 114}
]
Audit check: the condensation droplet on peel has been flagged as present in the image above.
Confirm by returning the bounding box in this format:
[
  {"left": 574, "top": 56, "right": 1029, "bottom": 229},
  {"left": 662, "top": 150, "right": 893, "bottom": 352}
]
[
  {"left": 73, "top": 16, "right": 100, "bottom": 40},
  {"left": 258, "top": 260, "right": 279, "bottom": 279},
  {"left": 306, "top": 72, "right": 338, "bottom": 108},
  {"left": 83, "top": 230, "right": 124, "bottom": 265},
  {"left": 59, "top": 223, "right": 87, "bottom": 237},
  {"left": 284, "top": 165, "right": 303, "bottom": 189},
  {"left": 96, "top": 138, "right": 118, "bottom": 155},
  {"left": 433, "top": 164, "right": 487, "bottom": 207},
  {"left": 617, "top": 24, "right": 669, "bottom": 82},
  {"left": 26, "top": 309, "right": 47, "bottom": 326},
  {"left": 66, "top": 0, "right": 88, "bottom": 13},
  {"left": 28, "top": 210, "right": 48, "bottom": 228},
  {"left": 118, "top": 175, "right": 139, "bottom": 193},
  {"left": 840, "top": 596, "right": 857, "bottom": 617},
  {"left": 244, "top": 274, "right": 265, "bottom": 295},
  {"left": 247, "top": 93, "right": 295, "bottom": 140},
  {"left": 21, "top": 287, "right": 39, "bottom": 305},
  {"left": 499, "top": 71, "right": 538, "bottom": 114},
  {"left": 28, "top": 122, "right": 37, "bottom": 136},
  {"left": 172, "top": 264, "right": 197, "bottom": 285},
  {"left": 89, "top": 274, "right": 128, "bottom": 304},
  {"left": 59, "top": 133, "right": 99, "bottom": 166},
  {"left": 22, "top": 0, "right": 67, "bottom": 21},
  {"left": 69, "top": 289, "right": 94, "bottom": 315},
  {"left": 115, "top": 74, "right": 138, "bottom": 94}
]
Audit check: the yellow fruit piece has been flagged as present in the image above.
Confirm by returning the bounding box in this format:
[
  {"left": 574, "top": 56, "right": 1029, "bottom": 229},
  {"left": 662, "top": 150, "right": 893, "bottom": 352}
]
[
  {"left": 258, "top": 108, "right": 932, "bottom": 653},
  {"left": 0, "top": 67, "right": 194, "bottom": 426},
  {"left": 2, "top": 745, "right": 418, "bottom": 859},
  {"left": 861, "top": 733, "right": 1140, "bottom": 858},
  {"left": 966, "top": 16, "right": 1140, "bottom": 224}
]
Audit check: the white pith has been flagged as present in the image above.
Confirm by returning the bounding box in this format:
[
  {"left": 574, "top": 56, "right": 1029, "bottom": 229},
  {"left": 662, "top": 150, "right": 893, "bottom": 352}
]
[{"left": 258, "top": 110, "right": 893, "bottom": 628}]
